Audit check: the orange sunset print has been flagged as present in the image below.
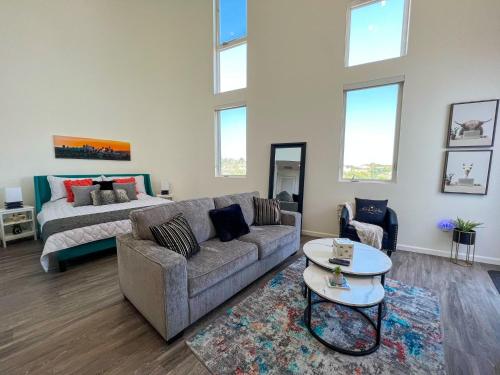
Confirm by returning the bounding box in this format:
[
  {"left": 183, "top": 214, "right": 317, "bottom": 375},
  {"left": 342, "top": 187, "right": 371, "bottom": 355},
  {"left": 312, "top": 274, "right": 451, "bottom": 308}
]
[{"left": 53, "top": 135, "right": 131, "bottom": 161}]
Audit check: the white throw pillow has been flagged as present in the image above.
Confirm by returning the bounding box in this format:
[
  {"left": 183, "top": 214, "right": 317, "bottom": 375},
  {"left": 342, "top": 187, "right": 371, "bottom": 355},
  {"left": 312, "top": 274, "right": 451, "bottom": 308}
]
[
  {"left": 47, "top": 175, "right": 102, "bottom": 201},
  {"left": 101, "top": 175, "right": 147, "bottom": 194}
]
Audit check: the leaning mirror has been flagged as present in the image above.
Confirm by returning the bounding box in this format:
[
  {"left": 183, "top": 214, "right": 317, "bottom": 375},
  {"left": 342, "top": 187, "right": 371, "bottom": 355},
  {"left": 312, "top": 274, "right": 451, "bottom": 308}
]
[{"left": 268, "top": 143, "right": 307, "bottom": 213}]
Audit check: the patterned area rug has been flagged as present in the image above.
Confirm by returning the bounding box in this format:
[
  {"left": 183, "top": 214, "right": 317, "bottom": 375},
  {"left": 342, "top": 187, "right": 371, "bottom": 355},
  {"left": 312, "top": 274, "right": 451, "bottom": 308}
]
[{"left": 187, "top": 258, "right": 445, "bottom": 375}]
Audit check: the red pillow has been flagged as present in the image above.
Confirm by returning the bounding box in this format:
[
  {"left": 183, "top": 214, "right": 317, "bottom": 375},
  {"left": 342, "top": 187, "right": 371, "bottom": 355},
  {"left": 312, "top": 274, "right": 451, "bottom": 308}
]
[
  {"left": 114, "top": 177, "right": 138, "bottom": 193},
  {"left": 64, "top": 179, "right": 93, "bottom": 202}
]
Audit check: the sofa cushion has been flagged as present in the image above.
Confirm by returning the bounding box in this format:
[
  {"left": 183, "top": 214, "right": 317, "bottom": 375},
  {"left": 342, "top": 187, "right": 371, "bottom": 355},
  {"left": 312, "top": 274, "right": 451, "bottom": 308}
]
[
  {"left": 150, "top": 214, "right": 200, "bottom": 259},
  {"left": 131, "top": 198, "right": 216, "bottom": 243},
  {"left": 253, "top": 197, "right": 281, "bottom": 226},
  {"left": 187, "top": 238, "right": 258, "bottom": 297},
  {"left": 213, "top": 191, "right": 259, "bottom": 226},
  {"left": 209, "top": 204, "right": 250, "bottom": 242},
  {"left": 239, "top": 225, "right": 296, "bottom": 259},
  {"left": 355, "top": 198, "right": 388, "bottom": 225}
]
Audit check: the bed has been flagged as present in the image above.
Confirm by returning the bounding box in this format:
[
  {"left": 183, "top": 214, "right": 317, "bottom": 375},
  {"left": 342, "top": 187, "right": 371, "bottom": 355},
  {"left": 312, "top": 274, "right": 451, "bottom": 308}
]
[{"left": 34, "top": 174, "right": 171, "bottom": 272}]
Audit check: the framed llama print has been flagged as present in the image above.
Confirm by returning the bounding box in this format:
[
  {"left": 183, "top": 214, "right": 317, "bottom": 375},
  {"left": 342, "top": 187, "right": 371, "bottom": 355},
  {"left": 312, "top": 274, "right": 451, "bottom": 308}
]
[
  {"left": 442, "top": 150, "right": 493, "bottom": 195},
  {"left": 447, "top": 99, "right": 499, "bottom": 148}
]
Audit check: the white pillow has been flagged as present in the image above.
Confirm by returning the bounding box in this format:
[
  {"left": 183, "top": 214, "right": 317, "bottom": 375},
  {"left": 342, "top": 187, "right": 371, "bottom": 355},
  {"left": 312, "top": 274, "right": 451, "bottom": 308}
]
[
  {"left": 47, "top": 175, "right": 102, "bottom": 201},
  {"left": 102, "top": 175, "right": 147, "bottom": 194}
]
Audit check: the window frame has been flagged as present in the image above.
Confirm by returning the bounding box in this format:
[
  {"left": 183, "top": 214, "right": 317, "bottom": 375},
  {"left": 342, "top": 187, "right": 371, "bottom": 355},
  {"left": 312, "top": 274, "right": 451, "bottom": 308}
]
[
  {"left": 215, "top": 103, "right": 247, "bottom": 178},
  {"left": 345, "top": 0, "right": 411, "bottom": 68},
  {"left": 214, "top": 0, "right": 248, "bottom": 94},
  {"left": 339, "top": 76, "right": 404, "bottom": 183}
]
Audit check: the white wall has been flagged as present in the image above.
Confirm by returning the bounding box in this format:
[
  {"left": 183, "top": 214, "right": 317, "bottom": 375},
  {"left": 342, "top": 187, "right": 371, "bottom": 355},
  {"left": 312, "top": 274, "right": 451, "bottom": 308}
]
[
  {"left": 193, "top": 0, "right": 500, "bottom": 263},
  {"left": 1, "top": 1, "right": 499, "bottom": 263},
  {"left": 0, "top": 0, "right": 207, "bottom": 204}
]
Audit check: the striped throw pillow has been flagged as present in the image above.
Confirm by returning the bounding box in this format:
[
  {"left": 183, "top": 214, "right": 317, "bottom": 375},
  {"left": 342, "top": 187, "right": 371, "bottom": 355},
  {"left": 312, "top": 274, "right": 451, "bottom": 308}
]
[
  {"left": 253, "top": 197, "right": 281, "bottom": 226},
  {"left": 150, "top": 214, "right": 199, "bottom": 258}
]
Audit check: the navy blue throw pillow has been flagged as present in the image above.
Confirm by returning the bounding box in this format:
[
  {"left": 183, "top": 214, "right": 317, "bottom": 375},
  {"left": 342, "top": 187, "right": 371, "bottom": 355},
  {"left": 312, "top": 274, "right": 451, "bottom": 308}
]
[
  {"left": 209, "top": 204, "right": 250, "bottom": 242},
  {"left": 92, "top": 180, "right": 115, "bottom": 190},
  {"left": 355, "top": 198, "right": 388, "bottom": 225}
]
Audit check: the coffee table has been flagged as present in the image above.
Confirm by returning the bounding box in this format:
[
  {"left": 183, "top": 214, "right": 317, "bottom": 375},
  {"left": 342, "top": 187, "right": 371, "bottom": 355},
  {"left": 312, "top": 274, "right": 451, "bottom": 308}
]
[
  {"left": 303, "top": 238, "right": 392, "bottom": 279},
  {"left": 303, "top": 264, "right": 385, "bottom": 356},
  {"left": 302, "top": 238, "right": 392, "bottom": 355}
]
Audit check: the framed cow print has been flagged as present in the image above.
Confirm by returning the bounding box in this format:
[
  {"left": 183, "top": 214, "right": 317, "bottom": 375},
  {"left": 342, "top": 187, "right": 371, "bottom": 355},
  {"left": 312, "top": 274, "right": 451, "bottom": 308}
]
[{"left": 447, "top": 99, "right": 499, "bottom": 148}]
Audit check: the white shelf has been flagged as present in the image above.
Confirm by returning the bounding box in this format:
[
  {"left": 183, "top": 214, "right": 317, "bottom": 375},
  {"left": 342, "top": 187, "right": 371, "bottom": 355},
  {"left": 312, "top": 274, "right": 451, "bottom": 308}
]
[
  {"left": 4, "top": 231, "right": 35, "bottom": 242},
  {"left": 3, "top": 219, "right": 33, "bottom": 226},
  {"left": 1, "top": 206, "right": 37, "bottom": 248}
]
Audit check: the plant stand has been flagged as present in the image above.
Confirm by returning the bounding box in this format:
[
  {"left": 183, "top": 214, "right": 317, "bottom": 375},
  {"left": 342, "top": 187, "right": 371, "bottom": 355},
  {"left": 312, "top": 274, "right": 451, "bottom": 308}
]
[{"left": 450, "top": 230, "right": 476, "bottom": 267}]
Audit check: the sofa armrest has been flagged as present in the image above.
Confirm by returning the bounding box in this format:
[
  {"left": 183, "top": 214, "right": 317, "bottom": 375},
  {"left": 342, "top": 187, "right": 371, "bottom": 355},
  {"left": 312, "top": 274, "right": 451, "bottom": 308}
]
[
  {"left": 117, "top": 233, "right": 189, "bottom": 341},
  {"left": 281, "top": 210, "right": 302, "bottom": 246},
  {"left": 281, "top": 210, "right": 301, "bottom": 227}
]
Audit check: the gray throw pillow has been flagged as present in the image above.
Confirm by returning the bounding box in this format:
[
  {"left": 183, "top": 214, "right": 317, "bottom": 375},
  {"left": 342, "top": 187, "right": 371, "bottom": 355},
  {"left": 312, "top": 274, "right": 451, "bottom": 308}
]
[
  {"left": 72, "top": 185, "right": 100, "bottom": 207},
  {"left": 113, "top": 183, "right": 138, "bottom": 200},
  {"left": 114, "top": 188, "right": 130, "bottom": 203},
  {"left": 90, "top": 190, "right": 116, "bottom": 206}
]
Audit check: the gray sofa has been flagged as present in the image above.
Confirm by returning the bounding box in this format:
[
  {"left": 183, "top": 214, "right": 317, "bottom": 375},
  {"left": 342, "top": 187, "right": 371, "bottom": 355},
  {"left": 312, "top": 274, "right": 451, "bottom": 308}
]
[{"left": 116, "top": 192, "right": 301, "bottom": 342}]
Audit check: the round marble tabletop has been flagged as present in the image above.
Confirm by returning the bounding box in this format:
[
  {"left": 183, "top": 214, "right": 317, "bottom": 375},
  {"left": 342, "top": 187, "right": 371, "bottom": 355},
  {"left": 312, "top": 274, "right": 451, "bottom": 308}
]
[
  {"left": 303, "top": 264, "right": 385, "bottom": 307},
  {"left": 303, "top": 238, "right": 392, "bottom": 276}
]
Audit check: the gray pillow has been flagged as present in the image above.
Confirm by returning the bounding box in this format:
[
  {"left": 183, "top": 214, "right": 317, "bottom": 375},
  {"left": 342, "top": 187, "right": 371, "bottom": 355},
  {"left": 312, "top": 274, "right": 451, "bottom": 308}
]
[
  {"left": 90, "top": 190, "right": 116, "bottom": 206},
  {"left": 114, "top": 189, "right": 130, "bottom": 203},
  {"left": 72, "top": 185, "right": 100, "bottom": 207},
  {"left": 113, "top": 183, "right": 137, "bottom": 200}
]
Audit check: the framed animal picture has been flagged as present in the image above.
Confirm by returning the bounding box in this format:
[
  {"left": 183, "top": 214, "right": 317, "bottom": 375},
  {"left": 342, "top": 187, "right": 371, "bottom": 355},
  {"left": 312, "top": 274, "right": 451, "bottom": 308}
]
[
  {"left": 447, "top": 99, "right": 499, "bottom": 148},
  {"left": 442, "top": 150, "right": 493, "bottom": 195}
]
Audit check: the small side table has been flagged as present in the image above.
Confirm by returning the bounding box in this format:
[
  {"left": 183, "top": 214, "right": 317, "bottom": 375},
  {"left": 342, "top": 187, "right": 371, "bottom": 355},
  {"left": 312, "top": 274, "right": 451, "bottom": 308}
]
[
  {"left": 0, "top": 206, "right": 37, "bottom": 248},
  {"left": 156, "top": 194, "right": 173, "bottom": 201}
]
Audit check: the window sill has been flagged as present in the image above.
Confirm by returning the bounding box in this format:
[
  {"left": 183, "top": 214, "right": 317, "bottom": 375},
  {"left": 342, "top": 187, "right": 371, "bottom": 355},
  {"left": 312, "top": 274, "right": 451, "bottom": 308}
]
[{"left": 339, "top": 178, "right": 396, "bottom": 184}]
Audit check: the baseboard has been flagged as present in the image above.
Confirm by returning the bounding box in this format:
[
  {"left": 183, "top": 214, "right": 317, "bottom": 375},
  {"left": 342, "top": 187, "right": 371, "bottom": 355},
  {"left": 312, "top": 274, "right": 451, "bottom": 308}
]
[
  {"left": 397, "top": 244, "right": 500, "bottom": 266},
  {"left": 301, "top": 230, "right": 337, "bottom": 238},
  {"left": 300, "top": 230, "right": 500, "bottom": 266}
]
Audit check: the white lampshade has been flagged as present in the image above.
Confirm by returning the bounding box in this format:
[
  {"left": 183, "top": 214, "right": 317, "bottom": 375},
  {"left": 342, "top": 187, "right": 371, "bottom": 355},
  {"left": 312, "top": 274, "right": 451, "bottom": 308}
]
[
  {"left": 161, "top": 180, "right": 170, "bottom": 191},
  {"left": 5, "top": 187, "right": 23, "bottom": 203}
]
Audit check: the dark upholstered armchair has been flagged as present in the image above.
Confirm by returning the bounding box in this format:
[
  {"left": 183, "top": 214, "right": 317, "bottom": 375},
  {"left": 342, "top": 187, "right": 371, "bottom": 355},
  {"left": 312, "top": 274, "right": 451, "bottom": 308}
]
[{"left": 339, "top": 206, "right": 398, "bottom": 257}]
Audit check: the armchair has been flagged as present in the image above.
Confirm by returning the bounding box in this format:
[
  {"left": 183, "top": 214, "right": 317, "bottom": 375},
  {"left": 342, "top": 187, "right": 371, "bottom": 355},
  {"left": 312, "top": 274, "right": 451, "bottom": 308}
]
[{"left": 339, "top": 205, "right": 398, "bottom": 257}]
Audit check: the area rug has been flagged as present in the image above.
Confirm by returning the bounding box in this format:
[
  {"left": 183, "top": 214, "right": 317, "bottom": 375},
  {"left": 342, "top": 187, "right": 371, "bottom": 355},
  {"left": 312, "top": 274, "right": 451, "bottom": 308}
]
[{"left": 187, "top": 258, "right": 446, "bottom": 375}]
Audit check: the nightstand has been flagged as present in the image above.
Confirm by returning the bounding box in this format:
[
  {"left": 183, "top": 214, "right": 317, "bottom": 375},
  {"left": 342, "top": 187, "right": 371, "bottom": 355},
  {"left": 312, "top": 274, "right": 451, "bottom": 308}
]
[
  {"left": 0, "top": 206, "right": 37, "bottom": 248},
  {"left": 156, "top": 194, "right": 174, "bottom": 201}
]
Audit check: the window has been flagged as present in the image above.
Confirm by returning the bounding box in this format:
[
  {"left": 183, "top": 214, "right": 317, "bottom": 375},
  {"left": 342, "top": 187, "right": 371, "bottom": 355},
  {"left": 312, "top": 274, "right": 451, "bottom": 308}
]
[
  {"left": 216, "top": 106, "right": 247, "bottom": 176},
  {"left": 341, "top": 80, "right": 403, "bottom": 182},
  {"left": 215, "top": 0, "right": 247, "bottom": 93},
  {"left": 346, "top": 0, "right": 410, "bottom": 67}
]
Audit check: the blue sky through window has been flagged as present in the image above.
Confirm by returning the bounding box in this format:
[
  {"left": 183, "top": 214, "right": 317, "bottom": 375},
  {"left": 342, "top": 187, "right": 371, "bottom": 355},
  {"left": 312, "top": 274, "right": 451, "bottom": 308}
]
[
  {"left": 343, "top": 84, "right": 399, "bottom": 171},
  {"left": 219, "top": 43, "right": 247, "bottom": 92},
  {"left": 348, "top": 0, "right": 405, "bottom": 66},
  {"left": 220, "top": 106, "right": 246, "bottom": 160},
  {"left": 219, "top": 0, "right": 247, "bottom": 44}
]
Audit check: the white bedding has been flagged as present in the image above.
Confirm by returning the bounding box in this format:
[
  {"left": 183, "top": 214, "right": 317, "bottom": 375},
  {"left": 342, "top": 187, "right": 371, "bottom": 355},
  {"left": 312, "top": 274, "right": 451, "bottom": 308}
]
[{"left": 39, "top": 194, "right": 170, "bottom": 271}]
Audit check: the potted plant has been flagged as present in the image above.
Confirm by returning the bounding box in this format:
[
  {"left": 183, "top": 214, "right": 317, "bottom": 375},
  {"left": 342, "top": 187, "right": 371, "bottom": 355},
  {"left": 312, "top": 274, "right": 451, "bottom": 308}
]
[
  {"left": 452, "top": 218, "right": 482, "bottom": 245},
  {"left": 331, "top": 266, "right": 343, "bottom": 285}
]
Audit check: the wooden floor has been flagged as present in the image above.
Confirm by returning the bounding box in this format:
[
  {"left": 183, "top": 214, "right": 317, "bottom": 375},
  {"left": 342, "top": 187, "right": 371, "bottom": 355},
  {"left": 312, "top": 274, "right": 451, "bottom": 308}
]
[{"left": 1, "top": 237, "right": 499, "bottom": 375}]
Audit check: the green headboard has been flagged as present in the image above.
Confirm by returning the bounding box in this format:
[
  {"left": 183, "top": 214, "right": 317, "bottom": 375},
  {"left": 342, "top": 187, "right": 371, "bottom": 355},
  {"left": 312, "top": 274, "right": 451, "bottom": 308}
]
[{"left": 34, "top": 173, "right": 154, "bottom": 214}]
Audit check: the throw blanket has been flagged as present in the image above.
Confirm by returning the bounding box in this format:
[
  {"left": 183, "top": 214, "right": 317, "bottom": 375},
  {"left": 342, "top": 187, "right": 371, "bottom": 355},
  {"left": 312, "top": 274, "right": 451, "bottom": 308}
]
[
  {"left": 342, "top": 202, "right": 383, "bottom": 249},
  {"left": 41, "top": 207, "right": 141, "bottom": 242}
]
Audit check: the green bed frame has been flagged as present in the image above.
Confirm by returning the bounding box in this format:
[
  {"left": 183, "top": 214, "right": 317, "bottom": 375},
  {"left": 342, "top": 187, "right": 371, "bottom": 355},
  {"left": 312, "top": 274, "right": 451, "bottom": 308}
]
[{"left": 34, "top": 174, "right": 154, "bottom": 271}]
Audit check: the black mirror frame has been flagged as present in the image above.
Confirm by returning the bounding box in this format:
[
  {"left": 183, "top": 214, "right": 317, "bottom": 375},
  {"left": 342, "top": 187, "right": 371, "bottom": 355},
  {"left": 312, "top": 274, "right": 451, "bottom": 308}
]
[{"left": 268, "top": 142, "right": 307, "bottom": 213}]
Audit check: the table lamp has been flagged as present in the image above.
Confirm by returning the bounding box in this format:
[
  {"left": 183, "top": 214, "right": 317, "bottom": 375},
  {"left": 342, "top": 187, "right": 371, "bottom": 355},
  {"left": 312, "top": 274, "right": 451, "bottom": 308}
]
[
  {"left": 160, "top": 180, "right": 170, "bottom": 195},
  {"left": 5, "top": 187, "right": 23, "bottom": 209}
]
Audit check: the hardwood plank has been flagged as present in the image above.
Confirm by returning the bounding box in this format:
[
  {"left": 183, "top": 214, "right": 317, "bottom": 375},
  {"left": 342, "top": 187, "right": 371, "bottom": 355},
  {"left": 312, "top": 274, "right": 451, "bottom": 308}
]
[{"left": 0, "top": 237, "right": 499, "bottom": 374}]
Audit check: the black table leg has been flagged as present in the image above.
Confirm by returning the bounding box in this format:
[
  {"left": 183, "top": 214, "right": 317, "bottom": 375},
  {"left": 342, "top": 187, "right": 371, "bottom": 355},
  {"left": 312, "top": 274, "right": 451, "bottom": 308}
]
[{"left": 304, "top": 290, "right": 382, "bottom": 356}]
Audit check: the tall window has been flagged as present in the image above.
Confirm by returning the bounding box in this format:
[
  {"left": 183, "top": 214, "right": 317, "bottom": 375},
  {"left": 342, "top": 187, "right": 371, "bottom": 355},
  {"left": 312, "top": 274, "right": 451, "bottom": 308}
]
[
  {"left": 346, "top": 0, "right": 410, "bottom": 67},
  {"left": 341, "top": 81, "right": 403, "bottom": 182},
  {"left": 216, "top": 106, "right": 247, "bottom": 176},
  {"left": 215, "top": 0, "right": 247, "bottom": 93}
]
